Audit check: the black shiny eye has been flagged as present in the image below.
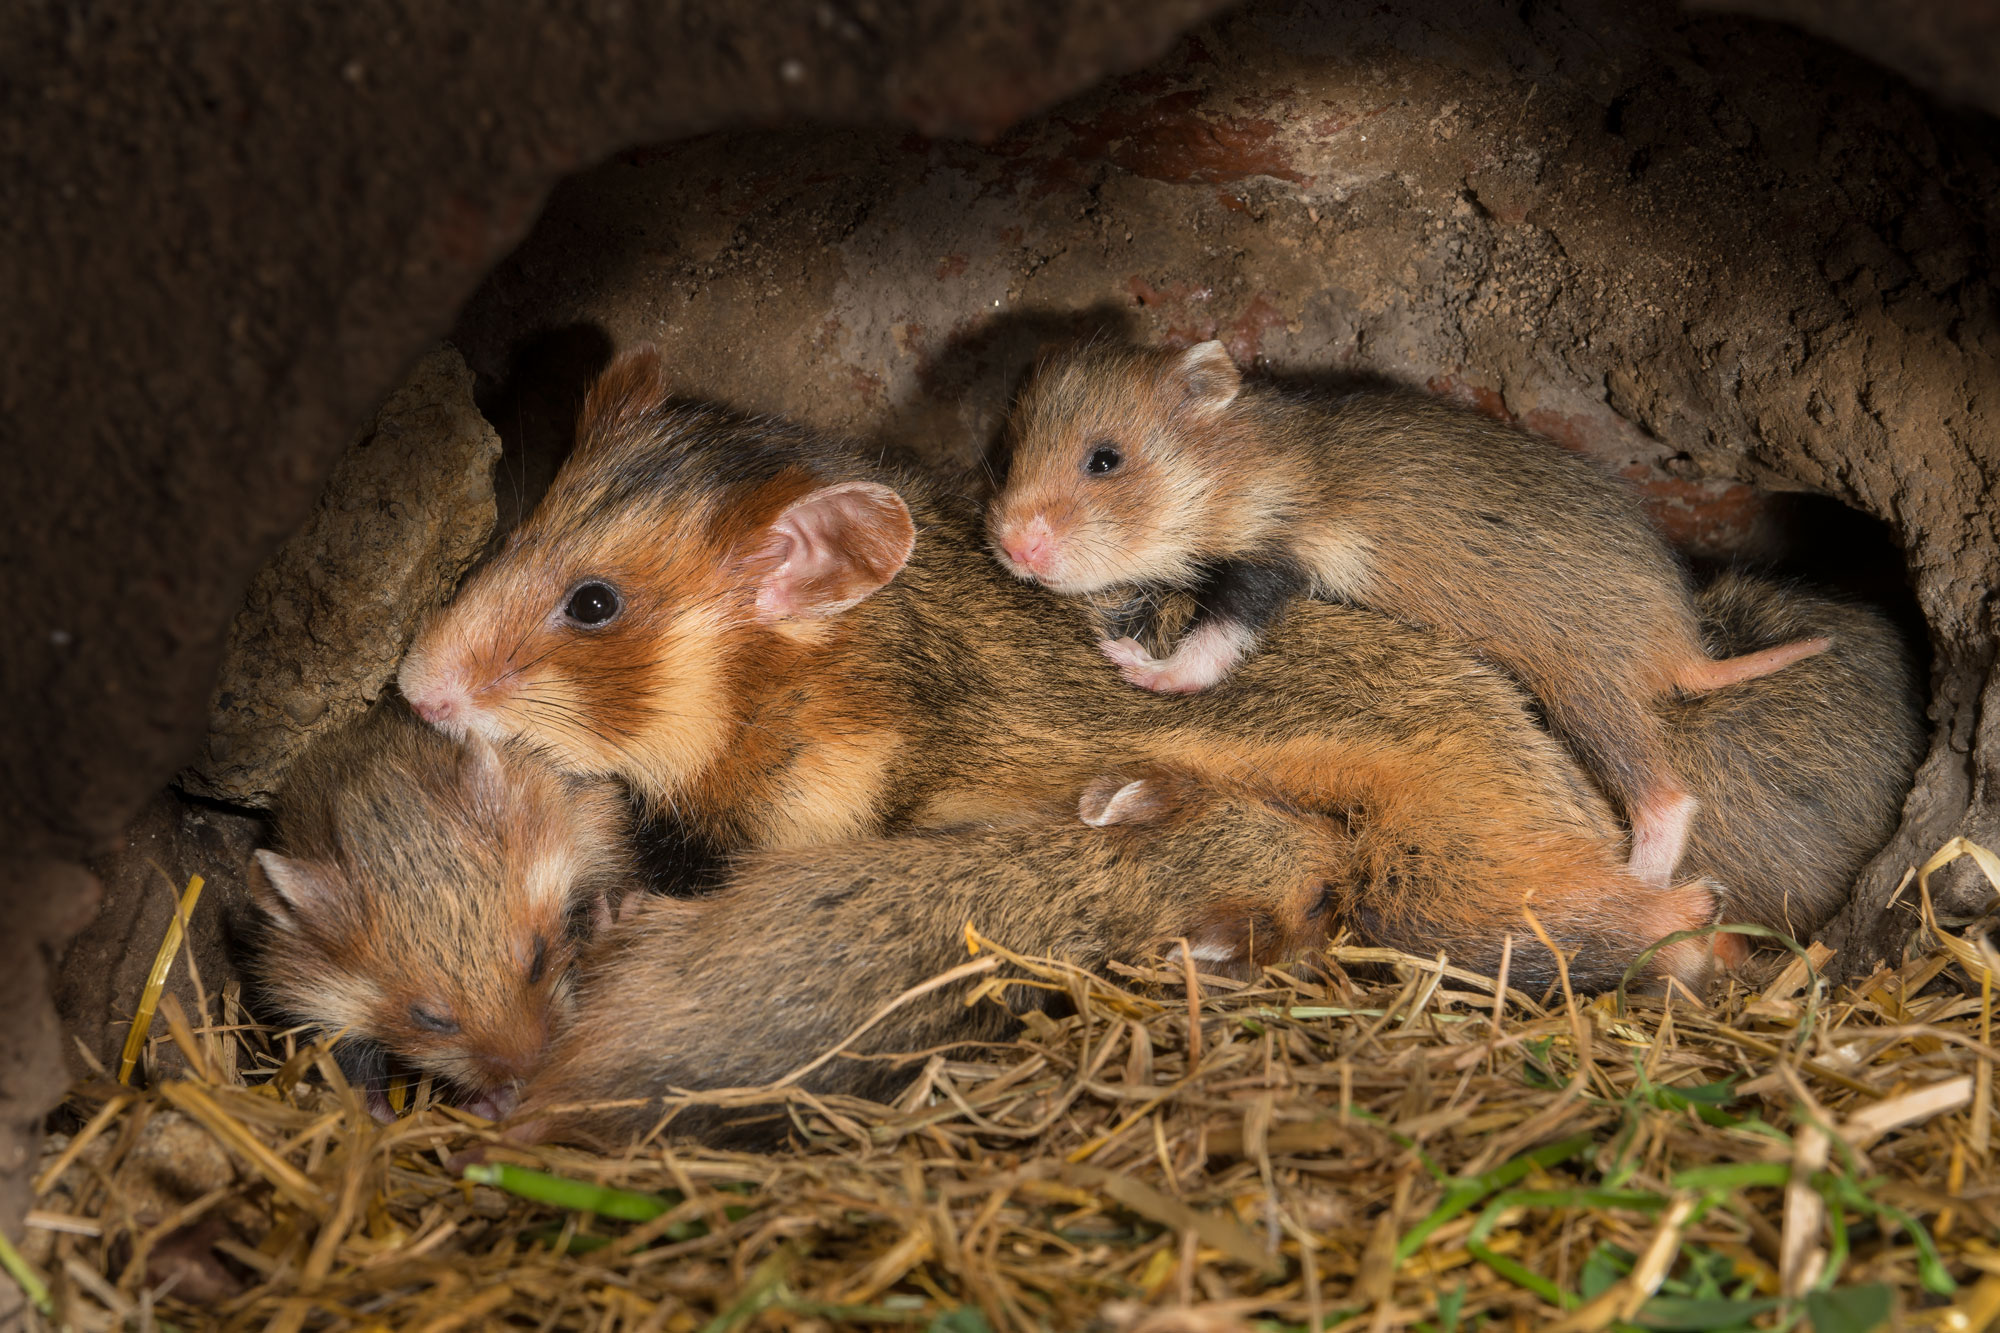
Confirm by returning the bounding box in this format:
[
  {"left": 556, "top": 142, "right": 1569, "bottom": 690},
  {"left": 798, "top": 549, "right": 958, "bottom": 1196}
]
[
  {"left": 409, "top": 1003, "right": 459, "bottom": 1035},
  {"left": 1085, "top": 443, "right": 1123, "bottom": 476},
  {"left": 526, "top": 935, "right": 548, "bottom": 986},
  {"left": 563, "top": 581, "right": 621, "bottom": 627}
]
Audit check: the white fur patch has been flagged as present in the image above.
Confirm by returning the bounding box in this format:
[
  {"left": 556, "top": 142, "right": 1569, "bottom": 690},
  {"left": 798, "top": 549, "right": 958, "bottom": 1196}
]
[{"left": 1302, "top": 527, "right": 1378, "bottom": 601}]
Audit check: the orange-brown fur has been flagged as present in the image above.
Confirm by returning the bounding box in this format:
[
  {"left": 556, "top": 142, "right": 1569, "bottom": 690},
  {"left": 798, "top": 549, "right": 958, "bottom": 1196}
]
[
  {"left": 516, "top": 768, "right": 1348, "bottom": 1148},
  {"left": 986, "top": 340, "right": 1832, "bottom": 885},
  {"left": 245, "top": 703, "right": 633, "bottom": 1114},
  {"left": 399, "top": 346, "right": 1907, "bottom": 992}
]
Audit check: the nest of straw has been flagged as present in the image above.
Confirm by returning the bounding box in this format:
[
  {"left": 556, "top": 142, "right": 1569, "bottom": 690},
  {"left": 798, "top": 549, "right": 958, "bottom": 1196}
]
[{"left": 10, "top": 844, "right": 1999, "bottom": 1333}]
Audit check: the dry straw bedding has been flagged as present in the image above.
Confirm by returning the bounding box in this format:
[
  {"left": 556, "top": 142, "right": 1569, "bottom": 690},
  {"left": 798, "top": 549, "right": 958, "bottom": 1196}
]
[{"left": 9, "top": 846, "right": 2000, "bottom": 1333}]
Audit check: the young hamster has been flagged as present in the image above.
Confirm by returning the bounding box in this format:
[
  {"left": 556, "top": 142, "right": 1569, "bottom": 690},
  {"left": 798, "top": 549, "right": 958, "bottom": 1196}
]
[
  {"left": 1663, "top": 571, "right": 1924, "bottom": 943},
  {"left": 246, "top": 703, "right": 633, "bottom": 1117},
  {"left": 984, "top": 339, "right": 1832, "bottom": 887},
  {"left": 514, "top": 766, "right": 1509, "bottom": 1148},
  {"left": 396, "top": 345, "right": 1914, "bottom": 993}
]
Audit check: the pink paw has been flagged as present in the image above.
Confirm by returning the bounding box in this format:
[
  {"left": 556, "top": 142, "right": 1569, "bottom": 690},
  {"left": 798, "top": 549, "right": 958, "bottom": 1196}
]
[
  {"left": 1098, "top": 623, "right": 1249, "bottom": 695},
  {"left": 1097, "top": 637, "right": 1210, "bottom": 694}
]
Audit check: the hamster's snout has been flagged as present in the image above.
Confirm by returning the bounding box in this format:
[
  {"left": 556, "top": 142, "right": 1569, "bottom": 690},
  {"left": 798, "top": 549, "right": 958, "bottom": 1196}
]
[
  {"left": 397, "top": 652, "right": 474, "bottom": 736},
  {"left": 464, "top": 1084, "right": 522, "bottom": 1121},
  {"left": 406, "top": 690, "right": 458, "bottom": 728},
  {"left": 998, "top": 513, "right": 1057, "bottom": 581}
]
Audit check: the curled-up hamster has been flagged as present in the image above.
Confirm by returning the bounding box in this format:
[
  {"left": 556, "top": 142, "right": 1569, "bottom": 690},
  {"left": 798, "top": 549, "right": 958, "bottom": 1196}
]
[
  {"left": 985, "top": 339, "right": 1831, "bottom": 887},
  {"left": 513, "top": 767, "right": 1348, "bottom": 1148},
  {"left": 246, "top": 703, "right": 633, "bottom": 1117},
  {"left": 1664, "top": 571, "right": 1924, "bottom": 946}
]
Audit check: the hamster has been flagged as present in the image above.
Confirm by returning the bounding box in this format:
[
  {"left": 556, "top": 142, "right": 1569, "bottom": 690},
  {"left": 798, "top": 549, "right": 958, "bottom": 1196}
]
[
  {"left": 1663, "top": 571, "right": 1925, "bottom": 943},
  {"left": 509, "top": 767, "right": 1381, "bottom": 1148},
  {"left": 400, "top": 345, "right": 1729, "bottom": 992},
  {"left": 1108, "top": 567, "right": 1926, "bottom": 957},
  {"left": 984, "top": 339, "right": 1832, "bottom": 889},
  {"left": 245, "top": 703, "right": 633, "bottom": 1117}
]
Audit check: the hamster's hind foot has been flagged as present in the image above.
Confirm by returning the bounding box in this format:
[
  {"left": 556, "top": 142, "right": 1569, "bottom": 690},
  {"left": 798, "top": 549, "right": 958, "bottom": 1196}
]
[{"left": 1628, "top": 787, "right": 1698, "bottom": 888}]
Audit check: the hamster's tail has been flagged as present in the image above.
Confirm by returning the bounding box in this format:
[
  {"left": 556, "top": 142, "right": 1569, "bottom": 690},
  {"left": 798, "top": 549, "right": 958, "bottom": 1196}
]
[{"left": 1675, "top": 635, "right": 1833, "bottom": 694}]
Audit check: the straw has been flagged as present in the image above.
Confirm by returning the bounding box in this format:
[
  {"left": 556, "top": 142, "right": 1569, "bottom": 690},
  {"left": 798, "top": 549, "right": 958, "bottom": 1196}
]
[
  {"left": 116, "top": 873, "right": 205, "bottom": 1084},
  {"left": 25, "top": 837, "right": 2000, "bottom": 1331}
]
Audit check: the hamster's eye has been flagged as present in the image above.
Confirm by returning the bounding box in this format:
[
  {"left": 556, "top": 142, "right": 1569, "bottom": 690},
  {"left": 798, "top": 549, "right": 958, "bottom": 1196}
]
[
  {"left": 1307, "top": 884, "right": 1334, "bottom": 919},
  {"left": 526, "top": 934, "right": 548, "bottom": 986},
  {"left": 409, "top": 1003, "right": 459, "bottom": 1035},
  {"left": 1085, "top": 443, "right": 1123, "bottom": 476},
  {"left": 563, "top": 581, "right": 622, "bottom": 628}
]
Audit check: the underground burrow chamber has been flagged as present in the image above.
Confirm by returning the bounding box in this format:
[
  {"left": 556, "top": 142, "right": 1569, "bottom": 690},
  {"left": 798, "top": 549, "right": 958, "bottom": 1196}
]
[{"left": 6, "top": 0, "right": 1998, "bottom": 1325}]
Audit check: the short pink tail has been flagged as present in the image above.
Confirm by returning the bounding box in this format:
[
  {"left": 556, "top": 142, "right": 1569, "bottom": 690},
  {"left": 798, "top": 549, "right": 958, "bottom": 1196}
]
[{"left": 1676, "top": 635, "right": 1833, "bottom": 694}]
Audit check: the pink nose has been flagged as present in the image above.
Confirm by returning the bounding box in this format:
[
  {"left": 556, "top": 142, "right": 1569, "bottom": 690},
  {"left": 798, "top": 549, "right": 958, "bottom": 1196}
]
[
  {"left": 407, "top": 692, "right": 457, "bottom": 726},
  {"left": 1004, "top": 515, "right": 1057, "bottom": 577}
]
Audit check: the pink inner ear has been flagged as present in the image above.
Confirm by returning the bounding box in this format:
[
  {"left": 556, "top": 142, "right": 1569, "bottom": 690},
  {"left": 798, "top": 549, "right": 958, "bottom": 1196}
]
[
  {"left": 1178, "top": 339, "right": 1242, "bottom": 410},
  {"left": 751, "top": 482, "right": 915, "bottom": 623},
  {"left": 252, "top": 849, "right": 343, "bottom": 925}
]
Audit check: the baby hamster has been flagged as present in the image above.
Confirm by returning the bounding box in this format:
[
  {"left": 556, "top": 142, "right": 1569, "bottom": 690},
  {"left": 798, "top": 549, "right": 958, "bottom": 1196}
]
[
  {"left": 985, "top": 339, "right": 1831, "bottom": 887},
  {"left": 1664, "top": 571, "right": 1924, "bottom": 942},
  {"left": 246, "top": 703, "right": 632, "bottom": 1117},
  {"left": 513, "top": 767, "right": 1349, "bottom": 1148},
  {"left": 396, "top": 346, "right": 1899, "bottom": 996}
]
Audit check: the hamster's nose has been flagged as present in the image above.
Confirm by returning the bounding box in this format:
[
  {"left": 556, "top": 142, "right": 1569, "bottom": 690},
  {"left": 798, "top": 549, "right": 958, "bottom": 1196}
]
[
  {"left": 463, "top": 1083, "right": 521, "bottom": 1120},
  {"left": 406, "top": 691, "right": 458, "bottom": 728},
  {"left": 1004, "top": 515, "right": 1056, "bottom": 577}
]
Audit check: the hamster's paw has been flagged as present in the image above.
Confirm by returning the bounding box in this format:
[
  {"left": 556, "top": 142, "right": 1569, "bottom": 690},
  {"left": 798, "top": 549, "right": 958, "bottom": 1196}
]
[
  {"left": 1100, "top": 637, "right": 1206, "bottom": 693},
  {"left": 1628, "top": 788, "right": 1698, "bottom": 888},
  {"left": 1097, "top": 636, "right": 1156, "bottom": 671},
  {"left": 1101, "top": 621, "right": 1250, "bottom": 693}
]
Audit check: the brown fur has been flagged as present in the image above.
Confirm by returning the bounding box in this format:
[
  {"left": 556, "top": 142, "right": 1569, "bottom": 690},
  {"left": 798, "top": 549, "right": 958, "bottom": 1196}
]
[
  {"left": 1665, "top": 572, "right": 1926, "bottom": 942},
  {"left": 398, "top": 346, "right": 1908, "bottom": 992},
  {"left": 987, "top": 340, "right": 1832, "bottom": 884},
  {"left": 516, "top": 768, "right": 1347, "bottom": 1148},
  {"left": 246, "top": 703, "right": 633, "bottom": 1113}
]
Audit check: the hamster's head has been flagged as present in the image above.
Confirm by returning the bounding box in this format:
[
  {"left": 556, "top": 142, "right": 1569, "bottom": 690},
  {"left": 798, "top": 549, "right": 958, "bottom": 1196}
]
[
  {"left": 1076, "top": 766, "right": 1344, "bottom": 975},
  {"left": 249, "top": 721, "right": 632, "bottom": 1116},
  {"left": 398, "top": 344, "right": 915, "bottom": 803},
  {"left": 988, "top": 340, "right": 1243, "bottom": 595}
]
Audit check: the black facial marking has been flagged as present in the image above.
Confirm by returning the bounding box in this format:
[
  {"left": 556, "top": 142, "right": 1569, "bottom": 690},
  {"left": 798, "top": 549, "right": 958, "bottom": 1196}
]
[
  {"left": 1085, "top": 442, "right": 1123, "bottom": 476},
  {"left": 562, "top": 580, "right": 622, "bottom": 627},
  {"left": 409, "top": 1003, "right": 459, "bottom": 1035},
  {"left": 527, "top": 935, "right": 548, "bottom": 985}
]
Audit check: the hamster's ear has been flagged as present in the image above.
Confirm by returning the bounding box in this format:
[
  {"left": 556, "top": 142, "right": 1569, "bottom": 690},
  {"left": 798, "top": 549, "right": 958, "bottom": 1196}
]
[
  {"left": 1176, "top": 340, "right": 1241, "bottom": 413},
  {"left": 746, "top": 481, "right": 916, "bottom": 623},
  {"left": 458, "top": 735, "right": 511, "bottom": 823},
  {"left": 574, "top": 344, "right": 668, "bottom": 455},
  {"left": 252, "top": 850, "right": 343, "bottom": 927},
  {"left": 1078, "top": 773, "right": 1182, "bottom": 827}
]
